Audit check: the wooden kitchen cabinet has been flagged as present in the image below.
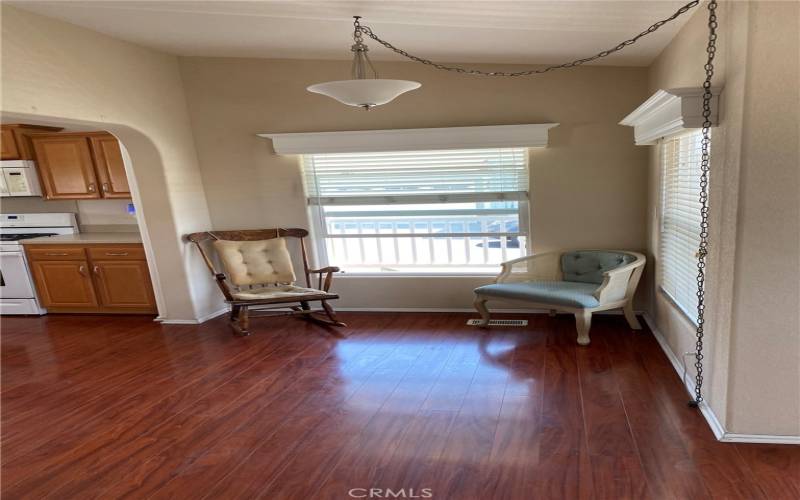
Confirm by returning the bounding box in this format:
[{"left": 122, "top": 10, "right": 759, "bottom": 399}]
[
  {"left": 25, "top": 243, "right": 156, "bottom": 314},
  {"left": 30, "top": 135, "right": 101, "bottom": 200},
  {"left": 29, "top": 260, "right": 99, "bottom": 310},
  {"left": 29, "top": 132, "right": 131, "bottom": 200},
  {"left": 1, "top": 124, "right": 63, "bottom": 160},
  {"left": 1, "top": 127, "right": 20, "bottom": 159},
  {"left": 88, "top": 133, "right": 131, "bottom": 198},
  {"left": 91, "top": 260, "right": 156, "bottom": 310}
]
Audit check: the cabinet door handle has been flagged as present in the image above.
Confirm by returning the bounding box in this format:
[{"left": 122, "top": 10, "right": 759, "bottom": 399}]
[
  {"left": 78, "top": 265, "right": 87, "bottom": 276},
  {"left": 88, "top": 183, "right": 96, "bottom": 193},
  {"left": 45, "top": 252, "right": 69, "bottom": 256},
  {"left": 102, "top": 182, "right": 110, "bottom": 192},
  {"left": 105, "top": 252, "right": 129, "bottom": 256},
  {"left": 93, "top": 265, "right": 101, "bottom": 275}
]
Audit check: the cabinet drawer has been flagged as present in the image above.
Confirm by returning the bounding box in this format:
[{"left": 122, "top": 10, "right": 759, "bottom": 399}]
[
  {"left": 88, "top": 245, "right": 145, "bottom": 261},
  {"left": 26, "top": 246, "right": 86, "bottom": 261}
]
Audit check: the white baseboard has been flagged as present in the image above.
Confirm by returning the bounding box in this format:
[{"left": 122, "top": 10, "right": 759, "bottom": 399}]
[
  {"left": 642, "top": 313, "right": 800, "bottom": 445},
  {"left": 641, "top": 313, "right": 726, "bottom": 440},
  {"left": 336, "top": 307, "right": 545, "bottom": 313},
  {"left": 156, "top": 306, "right": 229, "bottom": 325},
  {"left": 719, "top": 433, "right": 800, "bottom": 444},
  {"left": 335, "top": 307, "right": 636, "bottom": 315}
]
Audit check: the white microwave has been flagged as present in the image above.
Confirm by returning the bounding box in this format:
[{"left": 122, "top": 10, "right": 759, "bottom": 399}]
[{"left": 0, "top": 161, "right": 42, "bottom": 197}]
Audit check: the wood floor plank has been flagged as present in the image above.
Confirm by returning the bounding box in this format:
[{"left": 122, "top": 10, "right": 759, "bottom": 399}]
[
  {"left": 576, "top": 319, "right": 651, "bottom": 499},
  {"left": 1, "top": 312, "right": 796, "bottom": 500},
  {"left": 312, "top": 317, "right": 457, "bottom": 499},
  {"left": 605, "top": 316, "right": 768, "bottom": 500},
  {"left": 735, "top": 444, "right": 800, "bottom": 498},
  {"left": 253, "top": 315, "right": 442, "bottom": 500},
  {"left": 2, "top": 324, "right": 250, "bottom": 459},
  {"left": 0, "top": 322, "right": 305, "bottom": 483},
  {"left": 3, "top": 323, "right": 327, "bottom": 497},
  {"left": 602, "top": 317, "right": 714, "bottom": 499},
  {"left": 38, "top": 335, "right": 338, "bottom": 499},
  {"left": 110, "top": 315, "right": 400, "bottom": 499}
]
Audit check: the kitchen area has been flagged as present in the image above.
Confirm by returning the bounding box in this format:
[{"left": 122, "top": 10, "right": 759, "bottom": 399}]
[{"left": 1, "top": 124, "right": 157, "bottom": 316}]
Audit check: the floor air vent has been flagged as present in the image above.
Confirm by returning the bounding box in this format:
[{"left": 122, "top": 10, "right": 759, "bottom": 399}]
[{"left": 466, "top": 319, "right": 528, "bottom": 327}]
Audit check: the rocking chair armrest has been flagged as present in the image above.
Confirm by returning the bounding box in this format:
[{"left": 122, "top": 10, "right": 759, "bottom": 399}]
[
  {"left": 308, "top": 266, "right": 340, "bottom": 274},
  {"left": 308, "top": 266, "right": 340, "bottom": 292}
]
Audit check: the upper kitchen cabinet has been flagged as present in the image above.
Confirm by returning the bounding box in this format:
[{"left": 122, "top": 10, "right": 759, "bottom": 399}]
[
  {"left": 88, "top": 133, "right": 130, "bottom": 198},
  {"left": 31, "top": 134, "right": 101, "bottom": 200},
  {"left": 30, "top": 132, "right": 131, "bottom": 200},
  {"left": 1, "top": 124, "right": 63, "bottom": 160}
]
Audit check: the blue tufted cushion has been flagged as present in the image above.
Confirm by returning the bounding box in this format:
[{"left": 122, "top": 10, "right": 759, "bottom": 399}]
[
  {"left": 474, "top": 281, "right": 600, "bottom": 308},
  {"left": 561, "top": 251, "right": 635, "bottom": 284}
]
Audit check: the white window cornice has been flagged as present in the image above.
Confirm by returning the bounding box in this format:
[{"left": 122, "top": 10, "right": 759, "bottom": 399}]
[
  {"left": 258, "top": 123, "right": 558, "bottom": 154},
  {"left": 620, "top": 87, "right": 721, "bottom": 146}
]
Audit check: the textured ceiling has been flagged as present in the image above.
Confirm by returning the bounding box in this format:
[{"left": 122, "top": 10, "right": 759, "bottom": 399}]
[{"left": 10, "top": 1, "right": 697, "bottom": 66}]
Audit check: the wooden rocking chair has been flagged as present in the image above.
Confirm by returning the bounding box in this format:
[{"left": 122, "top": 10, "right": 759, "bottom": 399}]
[{"left": 186, "top": 228, "right": 346, "bottom": 336}]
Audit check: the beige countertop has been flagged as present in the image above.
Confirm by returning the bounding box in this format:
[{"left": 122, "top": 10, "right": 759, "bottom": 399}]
[{"left": 22, "top": 232, "right": 142, "bottom": 245}]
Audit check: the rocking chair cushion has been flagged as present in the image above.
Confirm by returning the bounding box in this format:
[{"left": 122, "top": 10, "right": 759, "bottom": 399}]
[
  {"left": 214, "top": 238, "right": 296, "bottom": 286},
  {"left": 231, "top": 284, "right": 328, "bottom": 301},
  {"left": 474, "top": 280, "right": 600, "bottom": 308}
]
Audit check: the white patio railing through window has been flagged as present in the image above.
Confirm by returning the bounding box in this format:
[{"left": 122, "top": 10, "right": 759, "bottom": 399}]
[{"left": 318, "top": 206, "right": 526, "bottom": 273}]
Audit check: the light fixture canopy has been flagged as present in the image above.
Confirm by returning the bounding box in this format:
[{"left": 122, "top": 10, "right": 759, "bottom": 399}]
[{"left": 306, "top": 16, "right": 421, "bottom": 110}]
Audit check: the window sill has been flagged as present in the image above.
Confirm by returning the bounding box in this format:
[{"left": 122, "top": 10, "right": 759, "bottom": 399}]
[{"left": 334, "top": 272, "right": 497, "bottom": 279}]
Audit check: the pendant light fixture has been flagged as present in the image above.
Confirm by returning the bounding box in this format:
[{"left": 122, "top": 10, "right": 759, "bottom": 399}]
[{"left": 307, "top": 16, "right": 421, "bottom": 110}]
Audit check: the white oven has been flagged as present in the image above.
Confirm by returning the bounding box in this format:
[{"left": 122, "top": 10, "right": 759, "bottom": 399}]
[
  {"left": 0, "top": 161, "right": 42, "bottom": 197},
  {"left": 0, "top": 213, "right": 78, "bottom": 315}
]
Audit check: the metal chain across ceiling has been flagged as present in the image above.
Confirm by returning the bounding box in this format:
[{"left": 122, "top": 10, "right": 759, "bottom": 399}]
[{"left": 309, "top": 0, "right": 718, "bottom": 408}]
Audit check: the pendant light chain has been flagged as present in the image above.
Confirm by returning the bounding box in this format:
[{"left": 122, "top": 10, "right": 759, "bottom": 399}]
[
  {"left": 357, "top": 0, "right": 701, "bottom": 77},
  {"left": 690, "top": 0, "right": 718, "bottom": 408},
  {"left": 353, "top": 1, "right": 719, "bottom": 408}
]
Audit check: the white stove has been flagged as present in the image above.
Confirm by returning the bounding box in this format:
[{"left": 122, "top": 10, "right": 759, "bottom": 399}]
[{"left": 0, "top": 213, "right": 78, "bottom": 315}]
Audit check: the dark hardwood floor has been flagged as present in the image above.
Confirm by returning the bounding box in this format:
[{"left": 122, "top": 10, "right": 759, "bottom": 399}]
[{"left": 1, "top": 312, "right": 798, "bottom": 499}]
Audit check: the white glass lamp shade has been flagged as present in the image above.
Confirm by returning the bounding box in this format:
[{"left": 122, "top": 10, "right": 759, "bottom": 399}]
[{"left": 307, "top": 79, "right": 421, "bottom": 109}]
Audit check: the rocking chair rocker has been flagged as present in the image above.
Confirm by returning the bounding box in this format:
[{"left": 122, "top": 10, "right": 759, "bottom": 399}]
[{"left": 186, "top": 228, "right": 345, "bottom": 336}]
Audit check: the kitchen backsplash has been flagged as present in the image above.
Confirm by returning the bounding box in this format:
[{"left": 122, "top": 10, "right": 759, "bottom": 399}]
[{"left": 0, "top": 197, "right": 138, "bottom": 232}]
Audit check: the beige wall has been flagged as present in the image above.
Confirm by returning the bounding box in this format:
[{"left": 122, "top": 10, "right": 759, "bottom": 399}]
[
  {"left": 647, "top": 0, "right": 799, "bottom": 437},
  {"left": 1, "top": 6, "right": 217, "bottom": 321},
  {"left": 178, "top": 57, "right": 650, "bottom": 309},
  {"left": 727, "top": 0, "right": 799, "bottom": 436}
]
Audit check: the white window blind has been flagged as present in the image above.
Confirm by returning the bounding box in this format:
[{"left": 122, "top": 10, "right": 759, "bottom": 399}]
[
  {"left": 303, "top": 148, "right": 529, "bottom": 274},
  {"left": 659, "top": 130, "right": 707, "bottom": 323},
  {"left": 304, "top": 148, "right": 528, "bottom": 204}
]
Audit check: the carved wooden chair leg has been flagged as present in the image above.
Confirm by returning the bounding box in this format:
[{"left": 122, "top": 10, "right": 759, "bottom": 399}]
[
  {"left": 623, "top": 302, "right": 642, "bottom": 330},
  {"left": 473, "top": 296, "right": 490, "bottom": 327},
  {"left": 231, "top": 305, "right": 251, "bottom": 337},
  {"left": 230, "top": 305, "right": 241, "bottom": 321},
  {"left": 574, "top": 310, "right": 592, "bottom": 346},
  {"left": 320, "top": 300, "right": 347, "bottom": 327}
]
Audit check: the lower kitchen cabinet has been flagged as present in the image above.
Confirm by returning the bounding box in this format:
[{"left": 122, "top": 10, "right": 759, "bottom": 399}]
[
  {"left": 29, "top": 260, "right": 99, "bottom": 309},
  {"left": 25, "top": 243, "right": 156, "bottom": 314},
  {"left": 91, "top": 260, "right": 156, "bottom": 310}
]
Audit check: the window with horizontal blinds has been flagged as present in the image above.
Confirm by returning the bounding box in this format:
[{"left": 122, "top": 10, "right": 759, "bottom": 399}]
[
  {"left": 659, "top": 130, "right": 707, "bottom": 323},
  {"left": 303, "top": 148, "right": 530, "bottom": 274},
  {"left": 304, "top": 148, "right": 528, "bottom": 204}
]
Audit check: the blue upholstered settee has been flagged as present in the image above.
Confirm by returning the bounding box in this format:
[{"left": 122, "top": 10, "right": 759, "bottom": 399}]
[{"left": 473, "top": 250, "right": 646, "bottom": 345}]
